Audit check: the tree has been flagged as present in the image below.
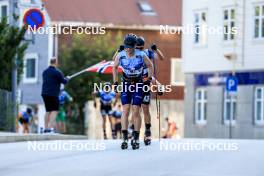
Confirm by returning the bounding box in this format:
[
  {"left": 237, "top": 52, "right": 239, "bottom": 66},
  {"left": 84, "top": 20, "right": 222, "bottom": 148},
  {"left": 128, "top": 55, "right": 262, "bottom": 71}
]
[
  {"left": 0, "top": 16, "right": 28, "bottom": 91},
  {"left": 60, "top": 32, "right": 123, "bottom": 134}
]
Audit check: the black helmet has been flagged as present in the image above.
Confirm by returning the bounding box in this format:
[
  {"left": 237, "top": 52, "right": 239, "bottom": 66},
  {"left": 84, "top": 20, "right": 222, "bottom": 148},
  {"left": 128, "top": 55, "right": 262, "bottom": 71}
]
[
  {"left": 126, "top": 33, "right": 137, "bottom": 39},
  {"left": 136, "top": 36, "right": 145, "bottom": 46},
  {"left": 26, "top": 108, "right": 32, "bottom": 116},
  {"left": 124, "top": 35, "right": 137, "bottom": 49}
]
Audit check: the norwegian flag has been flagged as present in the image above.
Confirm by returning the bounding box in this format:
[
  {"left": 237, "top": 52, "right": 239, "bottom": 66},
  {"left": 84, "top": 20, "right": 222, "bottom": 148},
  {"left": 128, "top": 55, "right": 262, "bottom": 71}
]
[{"left": 86, "top": 60, "right": 123, "bottom": 74}]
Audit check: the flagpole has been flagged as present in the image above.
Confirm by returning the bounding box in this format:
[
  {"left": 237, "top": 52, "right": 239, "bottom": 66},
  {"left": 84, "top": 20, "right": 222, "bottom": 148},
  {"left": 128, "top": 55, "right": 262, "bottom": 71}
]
[
  {"left": 68, "top": 68, "right": 89, "bottom": 79},
  {"left": 68, "top": 60, "right": 107, "bottom": 79}
]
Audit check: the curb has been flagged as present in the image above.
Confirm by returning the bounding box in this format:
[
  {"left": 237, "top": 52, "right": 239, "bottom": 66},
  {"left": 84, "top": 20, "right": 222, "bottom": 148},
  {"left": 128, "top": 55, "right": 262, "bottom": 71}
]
[{"left": 0, "top": 133, "right": 88, "bottom": 143}]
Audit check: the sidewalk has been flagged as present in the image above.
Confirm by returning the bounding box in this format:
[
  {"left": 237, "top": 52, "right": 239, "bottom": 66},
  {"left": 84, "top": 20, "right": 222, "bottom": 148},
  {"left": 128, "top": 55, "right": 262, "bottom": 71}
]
[{"left": 0, "top": 132, "right": 87, "bottom": 143}]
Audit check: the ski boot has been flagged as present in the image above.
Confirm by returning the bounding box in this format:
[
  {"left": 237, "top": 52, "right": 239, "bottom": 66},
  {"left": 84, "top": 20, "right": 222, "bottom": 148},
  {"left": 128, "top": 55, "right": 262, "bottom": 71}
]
[
  {"left": 131, "top": 131, "right": 140, "bottom": 150},
  {"left": 121, "top": 130, "right": 129, "bottom": 150},
  {"left": 130, "top": 131, "right": 135, "bottom": 146},
  {"left": 144, "top": 129, "right": 151, "bottom": 146},
  {"left": 121, "top": 140, "right": 128, "bottom": 150}
]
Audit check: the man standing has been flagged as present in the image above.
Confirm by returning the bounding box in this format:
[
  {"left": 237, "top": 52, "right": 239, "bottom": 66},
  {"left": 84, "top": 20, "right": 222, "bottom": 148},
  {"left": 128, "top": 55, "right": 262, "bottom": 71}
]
[{"left": 41, "top": 58, "right": 69, "bottom": 133}]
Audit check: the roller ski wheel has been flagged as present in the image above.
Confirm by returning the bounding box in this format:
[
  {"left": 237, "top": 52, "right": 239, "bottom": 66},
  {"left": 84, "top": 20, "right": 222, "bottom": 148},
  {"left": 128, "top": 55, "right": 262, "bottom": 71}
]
[
  {"left": 144, "top": 136, "right": 151, "bottom": 146},
  {"left": 144, "top": 130, "right": 151, "bottom": 146},
  {"left": 121, "top": 140, "right": 128, "bottom": 150},
  {"left": 131, "top": 140, "right": 140, "bottom": 150}
]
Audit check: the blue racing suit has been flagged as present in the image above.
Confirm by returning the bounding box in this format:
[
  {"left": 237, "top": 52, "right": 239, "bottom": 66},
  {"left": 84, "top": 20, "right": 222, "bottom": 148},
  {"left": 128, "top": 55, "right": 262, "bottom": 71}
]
[
  {"left": 118, "top": 49, "right": 146, "bottom": 106},
  {"left": 98, "top": 91, "right": 116, "bottom": 116}
]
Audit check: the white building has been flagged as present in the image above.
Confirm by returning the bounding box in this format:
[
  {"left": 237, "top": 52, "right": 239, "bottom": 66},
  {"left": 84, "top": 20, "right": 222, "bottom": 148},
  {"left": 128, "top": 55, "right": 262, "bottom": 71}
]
[{"left": 182, "top": 0, "right": 264, "bottom": 138}]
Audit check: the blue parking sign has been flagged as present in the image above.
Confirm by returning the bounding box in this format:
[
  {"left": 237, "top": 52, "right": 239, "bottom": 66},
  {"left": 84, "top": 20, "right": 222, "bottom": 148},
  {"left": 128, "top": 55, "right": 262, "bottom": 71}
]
[{"left": 226, "top": 76, "right": 238, "bottom": 93}]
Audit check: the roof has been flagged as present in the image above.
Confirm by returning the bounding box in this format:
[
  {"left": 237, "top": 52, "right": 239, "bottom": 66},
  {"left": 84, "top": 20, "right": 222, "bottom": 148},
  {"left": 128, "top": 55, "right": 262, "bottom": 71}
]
[{"left": 42, "top": 0, "right": 182, "bottom": 27}]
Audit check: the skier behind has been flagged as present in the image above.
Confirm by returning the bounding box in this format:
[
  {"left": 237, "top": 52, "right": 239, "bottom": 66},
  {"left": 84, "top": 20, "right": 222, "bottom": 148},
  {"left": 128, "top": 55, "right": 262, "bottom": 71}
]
[
  {"left": 56, "top": 85, "right": 73, "bottom": 133},
  {"left": 92, "top": 82, "right": 118, "bottom": 139},
  {"left": 17, "top": 108, "right": 33, "bottom": 133},
  {"left": 135, "top": 36, "right": 165, "bottom": 145},
  {"left": 113, "top": 34, "right": 154, "bottom": 150}
]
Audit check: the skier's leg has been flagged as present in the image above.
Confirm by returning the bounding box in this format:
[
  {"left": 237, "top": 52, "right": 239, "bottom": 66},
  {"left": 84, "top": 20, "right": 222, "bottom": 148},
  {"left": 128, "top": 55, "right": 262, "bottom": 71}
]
[
  {"left": 142, "top": 104, "right": 152, "bottom": 145},
  {"left": 121, "top": 104, "right": 130, "bottom": 149},
  {"left": 131, "top": 85, "right": 143, "bottom": 150},
  {"left": 102, "top": 115, "right": 107, "bottom": 139}
]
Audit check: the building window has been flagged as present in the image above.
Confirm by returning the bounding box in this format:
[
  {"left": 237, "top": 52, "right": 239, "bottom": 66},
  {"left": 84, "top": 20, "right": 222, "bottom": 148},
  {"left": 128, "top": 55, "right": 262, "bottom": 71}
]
[
  {"left": 20, "top": 0, "right": 34, "bottom": 4},
  {"left": 254, "top": 4, "right": 264, "bottom": 39},
  {"left": 0, "top": 1, "right": 8, "bottom": 22},
  {"left": 194, "top": 10, "right": 207, "bottom": 45},
  {"left": 195, "top": 88, "right": 207, "bottom": 124},
  {"left": 23, "top": 53, "right": 38, "bottom": 83},
  {"left": 138, "top": 1, "right": 156, "bottom": 16},
  {"left": 223, "top": 8, "right": 236, "bottom": 41},
  {"left": 223, "top": 91, "right": 237, "bottom": 125},
  {"left": 255, "top": 87, "right": 264, "bottom": 125},
  {"left": 170, "top": 58, "right": 185, "bottom": 86}
]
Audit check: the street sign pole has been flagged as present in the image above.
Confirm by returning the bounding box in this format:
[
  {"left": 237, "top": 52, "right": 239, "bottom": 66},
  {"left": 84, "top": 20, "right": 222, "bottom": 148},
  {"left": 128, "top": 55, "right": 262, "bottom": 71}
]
[
  {"left": 226, "top": 76, "right": 238, "bottom": 139},
  {"left": 11, "top": 55, "right": 17, "bottom": 132}
]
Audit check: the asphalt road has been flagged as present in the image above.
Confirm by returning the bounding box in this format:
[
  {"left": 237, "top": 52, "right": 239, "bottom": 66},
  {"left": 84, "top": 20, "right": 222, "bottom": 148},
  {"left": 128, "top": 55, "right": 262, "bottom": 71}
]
[{"left": 0, "top": 139, "right": 263, "bottom": 176}]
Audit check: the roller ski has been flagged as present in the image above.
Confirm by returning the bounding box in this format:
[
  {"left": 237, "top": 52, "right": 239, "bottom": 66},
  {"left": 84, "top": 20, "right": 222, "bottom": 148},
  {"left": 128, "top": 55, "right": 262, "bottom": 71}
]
[
  {"left": 144, "top": 129, "right": 151, "bottom": 146},
  {"left": 121, "top": 140, "right": 128, "bottom": 150},
  {"left": 131, "top": 139, "right": 140, "bottom": 150},
  {"left": 131, "top": 131, "right": 140, "bottom": 150},
  {"left": 121, "top": 130, "right": 129, "bottom": 150}
]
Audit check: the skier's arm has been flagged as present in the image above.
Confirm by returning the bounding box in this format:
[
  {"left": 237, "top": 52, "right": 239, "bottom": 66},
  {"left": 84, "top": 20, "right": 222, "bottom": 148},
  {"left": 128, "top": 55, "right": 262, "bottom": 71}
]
[
  {"left": 112, "top": 50, "right": 118, "bottom": 61},
  {"left": 112, "top": 45, "right": 124, "bottom": 61},
  {"left": 143, "top": 56, "right": 154, "bottom": 79},
  {"left": 155, "top": 49, "right": 165, "bottom": 60},
  {"left": 151, "top": 43, "right": 165, "bottom": 60}
]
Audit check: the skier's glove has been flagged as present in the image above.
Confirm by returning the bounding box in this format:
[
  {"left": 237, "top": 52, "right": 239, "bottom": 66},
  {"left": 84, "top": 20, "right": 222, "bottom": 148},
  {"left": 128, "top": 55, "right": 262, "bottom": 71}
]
[
  {"left": 93, "top": 101, "right": 97, "bottom": 108},
  {"left": 151, "top": 43, "right": 157, "bottom": 51}
]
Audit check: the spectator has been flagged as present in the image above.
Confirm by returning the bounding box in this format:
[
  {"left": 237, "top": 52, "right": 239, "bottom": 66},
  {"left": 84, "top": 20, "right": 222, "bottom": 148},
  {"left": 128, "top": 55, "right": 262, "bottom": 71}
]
[
  {"left": 41, "top": 58, "right": 69, "bottom": 133},
  {"left": 163, "top": 117, "right": 178, "bottom": 138}
]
